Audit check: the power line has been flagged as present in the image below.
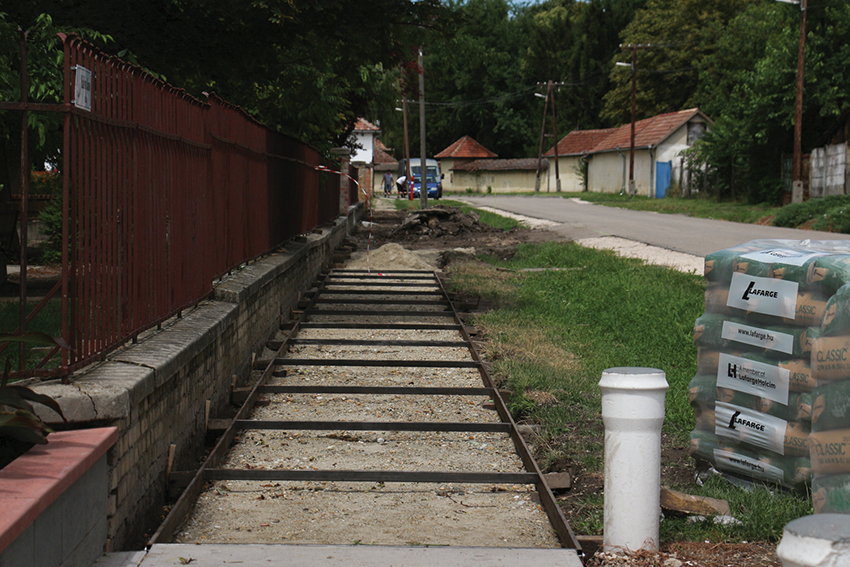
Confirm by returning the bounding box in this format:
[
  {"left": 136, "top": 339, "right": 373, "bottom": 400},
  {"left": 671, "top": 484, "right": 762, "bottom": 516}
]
[
  {"left": 419, "top": 85, "right": 537, "bottom": 108},
  {"left": 418, "top": 69, "right": 612, "bottom": 110}
]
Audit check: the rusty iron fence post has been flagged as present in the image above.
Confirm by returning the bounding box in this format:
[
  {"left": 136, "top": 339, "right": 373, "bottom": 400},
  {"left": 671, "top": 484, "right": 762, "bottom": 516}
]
[{"left": 18, "top": 28, "right": 30, "bottom": 371}]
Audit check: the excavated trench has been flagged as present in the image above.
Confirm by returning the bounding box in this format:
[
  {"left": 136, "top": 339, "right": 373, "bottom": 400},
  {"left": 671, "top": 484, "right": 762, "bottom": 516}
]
[{"left": 150, "top": 241, "right": 583, "bottom": 562}]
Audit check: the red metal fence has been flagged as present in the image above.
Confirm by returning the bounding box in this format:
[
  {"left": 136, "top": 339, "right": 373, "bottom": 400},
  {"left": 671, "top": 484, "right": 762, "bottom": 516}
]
[{"left": 7, "top": 34, "right": 351, "bottom": 377}]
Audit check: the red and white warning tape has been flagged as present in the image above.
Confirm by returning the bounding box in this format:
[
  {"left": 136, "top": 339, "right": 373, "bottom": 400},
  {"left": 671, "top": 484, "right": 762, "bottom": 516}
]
[{"left": 314, "top": 164, "right": 377, "bottom": 274}]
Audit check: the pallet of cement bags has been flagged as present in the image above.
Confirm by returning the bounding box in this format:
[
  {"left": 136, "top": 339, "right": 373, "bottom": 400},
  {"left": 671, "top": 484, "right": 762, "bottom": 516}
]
[{"left": 690, "top": 239, "right": 850, "bottom": 493}]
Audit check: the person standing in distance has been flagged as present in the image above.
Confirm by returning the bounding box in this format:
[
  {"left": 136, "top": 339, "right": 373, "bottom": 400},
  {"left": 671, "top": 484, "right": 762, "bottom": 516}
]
[{"left": 382, "top": 171, "right": 394, "bottom": 196}]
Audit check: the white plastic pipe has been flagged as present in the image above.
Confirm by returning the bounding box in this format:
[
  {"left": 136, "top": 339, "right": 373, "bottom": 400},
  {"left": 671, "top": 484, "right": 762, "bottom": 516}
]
[
  {"left": 777, "top": 514, "right": 850, "bottom": 567},
  {"left": 599, "top": 367, "right": 668, "bottom": 553}
]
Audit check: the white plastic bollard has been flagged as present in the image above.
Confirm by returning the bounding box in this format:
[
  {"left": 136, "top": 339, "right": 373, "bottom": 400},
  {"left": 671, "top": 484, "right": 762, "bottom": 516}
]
[
  {"left": 599, "top": 367, "right": 668, "bottom": 554},
  {"left": 777, "top": 514, "right": 850, "bottom": 567}
]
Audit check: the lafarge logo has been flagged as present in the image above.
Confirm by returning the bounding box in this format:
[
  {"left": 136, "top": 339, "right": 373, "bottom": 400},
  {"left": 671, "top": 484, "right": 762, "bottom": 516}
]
[
  {"left": 742, "top": 281, "right": 778, "bottom": 300},
  {"left": 727, "top": 410, "right": 766, "bottom": 432},
  {"left": 726, "top": 273, "right": 798, "bottom": 319}
]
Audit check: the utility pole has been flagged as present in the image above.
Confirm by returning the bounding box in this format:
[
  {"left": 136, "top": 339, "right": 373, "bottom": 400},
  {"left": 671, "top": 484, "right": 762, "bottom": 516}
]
[
  {"left": 534, "top": 81, "right": 561, "bottom": 192},
  {"left": 402, "top": 95, "right": 412, "bottom": 200},
  {"left": 616, "top": 44, "right": 646, "bottom": 196},
  {"left": 617, "top": 43, "right": 660, "bottom": 196},
  {"left": 419, "top": 47, "right": 428, "bottom": 209},
  {"left": 628, "top": 44, "right": 636, "bottom": 197},
  {"left": 793, "top": 0, "right": 807, "bottom": 203}
]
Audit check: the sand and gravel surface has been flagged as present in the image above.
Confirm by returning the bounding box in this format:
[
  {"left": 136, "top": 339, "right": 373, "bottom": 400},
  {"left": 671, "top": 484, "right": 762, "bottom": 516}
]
[
  {"left": 173, "top": 254, "right": 563, "bottom": 550},
  {"left": 169, "top": 204, "right": 784, "bottom": 567}
]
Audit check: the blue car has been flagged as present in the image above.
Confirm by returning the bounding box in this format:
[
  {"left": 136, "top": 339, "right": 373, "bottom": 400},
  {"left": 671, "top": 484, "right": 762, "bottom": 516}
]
[
  {"left": 398, "top": 159, "right": 443, "bottom": 199},
  {"left": 412, "top": 172, "right": 442, "bottom": 199}
]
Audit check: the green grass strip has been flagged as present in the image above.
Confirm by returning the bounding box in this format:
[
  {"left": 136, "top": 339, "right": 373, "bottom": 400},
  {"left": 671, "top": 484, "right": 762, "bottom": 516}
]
[{"left": 446, "top": 240, "right": 813, "bottom": 541}]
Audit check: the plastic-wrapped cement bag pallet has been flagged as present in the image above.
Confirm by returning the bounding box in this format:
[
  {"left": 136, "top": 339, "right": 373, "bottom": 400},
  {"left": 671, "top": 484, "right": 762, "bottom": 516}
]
[
  {"left": 810, "top": 283, "right": 850, "bottom": 512},
  {"left": 691, "top": 239, "right": 850, "bottom": 492}
]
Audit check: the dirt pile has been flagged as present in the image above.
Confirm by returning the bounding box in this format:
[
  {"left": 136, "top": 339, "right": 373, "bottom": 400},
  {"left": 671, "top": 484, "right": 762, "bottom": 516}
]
[
  {"left": 389, "top": 205, "right": 501, "bottom": 240},
  {"left": 346, "top": 243, "right": 437, "bottom": 271},
  {"left": 353, "top": 207, "right": 550, "bottom": 263}
]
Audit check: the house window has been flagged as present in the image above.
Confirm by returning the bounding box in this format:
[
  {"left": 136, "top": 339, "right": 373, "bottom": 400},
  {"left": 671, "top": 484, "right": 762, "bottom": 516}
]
[{"left": 687, "top": 122, "right": 705, "bottom": 145}]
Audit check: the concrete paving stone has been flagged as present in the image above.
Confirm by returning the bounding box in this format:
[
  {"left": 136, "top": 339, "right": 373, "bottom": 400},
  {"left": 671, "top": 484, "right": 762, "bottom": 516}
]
[
  {"left": 137, "top": 544, "right": 584, "bottom": 566},
  {"left": 91, "top": 550, "right": 146, "bottom": 567},
  {"left": 29, "top": 381, "right": 98, "bottom": 423}
]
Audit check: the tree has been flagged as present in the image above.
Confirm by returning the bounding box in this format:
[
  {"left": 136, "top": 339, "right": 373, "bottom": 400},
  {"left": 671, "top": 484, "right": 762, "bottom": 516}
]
[
  {"left": 422, "top": 0, "right": 532, "bottom": 158},
  {"left": 1, "top": 0, "right": 448, "bottom": 151},
  {"left": 522, "top": 0, "right": 644, "bottom": 135},
  {"left": 687, "top": 0, "right": 850, "bottom": 203},
  {"left": 601, "top": 0, "right": 755, "bottom": 125},
  {"left": 0, "top": 13, "right": 111, "bottom": 258},
  {"left": 420, "top": 0, "right": 645, "bottom": 158},
  {"left": 686, "top": 2, "right": 793, "bottom": 202}
]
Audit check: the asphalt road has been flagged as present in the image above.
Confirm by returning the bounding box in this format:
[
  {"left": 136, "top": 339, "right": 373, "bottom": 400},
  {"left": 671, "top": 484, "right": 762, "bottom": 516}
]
[{"left": 459, "top": 195, "right": 850, "bottom": 257}]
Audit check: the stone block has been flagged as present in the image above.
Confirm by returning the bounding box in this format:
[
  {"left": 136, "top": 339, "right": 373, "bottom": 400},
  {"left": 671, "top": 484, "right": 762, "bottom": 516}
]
[{"left": 660, "top": 488, "right": 731, "bottom": 517}]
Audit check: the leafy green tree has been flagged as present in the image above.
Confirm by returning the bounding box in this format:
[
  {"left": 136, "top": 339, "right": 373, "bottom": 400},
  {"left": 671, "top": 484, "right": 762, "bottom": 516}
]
[
  {"left": 601, "top": 0, "right": 755, "bottom": 125},
  {"left": 423, "top": 0, "right": 532, "bottom": 157},
  {"left": 687, "top": 1, "right": 850, "bottom": 203},
  {"left": 421, "top": 0, "right": 644, "bottom": 158},
  {"left": 0, "top": 13, "right": 111, "bottom": 258},
  {"left": 2, "top": 0, "right": 447, "bottom": 151},
  {"left": 0, "top": 13, "right": 111, "bottom": 191},
  {"left": 686, "top": 3, "right": 793, "bottom": 202},
  {"left": 522, "top": 0, "right": 644, "bottom": 135}
]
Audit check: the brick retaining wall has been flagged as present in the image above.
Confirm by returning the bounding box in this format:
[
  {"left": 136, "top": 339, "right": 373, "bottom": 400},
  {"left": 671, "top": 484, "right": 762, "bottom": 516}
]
[{"left": 31, "top": 207, "right": 361, "bottom": 551}]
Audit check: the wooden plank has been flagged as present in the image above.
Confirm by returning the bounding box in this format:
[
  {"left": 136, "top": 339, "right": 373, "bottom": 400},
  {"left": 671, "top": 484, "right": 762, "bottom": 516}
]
[
  {"left": 304, "top": 310, "right": 453, "bottom": 317},
  {"left": 298, "top": 323, "right": 462, "bottom": 330},
  {"left": 311, "top": 298, "right": 450, "bottom": 306}
]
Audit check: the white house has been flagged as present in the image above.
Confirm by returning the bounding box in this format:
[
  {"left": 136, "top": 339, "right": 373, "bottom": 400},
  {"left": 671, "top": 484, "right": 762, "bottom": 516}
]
[
  {"left": 435, "top": 136, "right": 498, "bottom": 192},
  {"left": 543, "top": 128, "right": 617, "bottom": 192},
  {"left": 349, "top": 118, "right": 381, "bottom": 198},
  {"left": 584, "top": 108, "right": 711, "bottom": 198},
  {"left": 450, "top": 158, "right": 545, "bottom": 193}
]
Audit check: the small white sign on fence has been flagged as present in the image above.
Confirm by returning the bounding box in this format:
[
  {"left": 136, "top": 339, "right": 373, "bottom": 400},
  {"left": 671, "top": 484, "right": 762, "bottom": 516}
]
[{"left": 74, "top": 65, "right": 92, "bottom": 111}]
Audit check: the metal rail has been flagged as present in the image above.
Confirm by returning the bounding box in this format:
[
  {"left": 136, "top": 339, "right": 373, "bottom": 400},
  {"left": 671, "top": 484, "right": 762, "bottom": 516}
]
[{"left": 149, "top": 261, "right": 583, "bottom": 557}]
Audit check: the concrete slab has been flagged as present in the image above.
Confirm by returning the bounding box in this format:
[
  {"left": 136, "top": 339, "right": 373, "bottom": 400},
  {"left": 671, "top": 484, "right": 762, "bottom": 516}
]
[
  {"left": 138, "top": 544, "right": 584, "bottom": 566},
  {"left": 91, "top": 551, "right": 147, "bottom": 566}
]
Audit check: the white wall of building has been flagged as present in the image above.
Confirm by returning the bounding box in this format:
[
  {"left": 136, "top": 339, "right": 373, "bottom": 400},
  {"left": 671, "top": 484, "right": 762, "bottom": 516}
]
[
  {"left": 351, "top": 132, "right": 375, "bottom": 165},
  {"left": 452, "top": 169, "right": 542, "bottom": 193},
  {"left": 547, "top": 156, "right": 585, "bottom": 192}
]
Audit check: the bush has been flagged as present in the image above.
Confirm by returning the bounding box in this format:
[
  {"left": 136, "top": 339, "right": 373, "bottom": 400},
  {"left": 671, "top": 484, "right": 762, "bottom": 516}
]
[
  {"left": 812, "top": 203, "right": 850, "bottom": 233},
  {"left": 34, "top": 171, "right": 62, "bottom": 265},
  {"left": 773, "top": 195, "right": 850, "bottom": 228},
  {"left": 750, "top": 177, "right": 786, "bottom": 205}
]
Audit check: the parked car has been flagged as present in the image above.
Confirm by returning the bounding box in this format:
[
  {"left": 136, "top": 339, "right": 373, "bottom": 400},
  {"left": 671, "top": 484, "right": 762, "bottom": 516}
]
[{"left": 397, "top": 158, "right": 442, "bottom": 199}]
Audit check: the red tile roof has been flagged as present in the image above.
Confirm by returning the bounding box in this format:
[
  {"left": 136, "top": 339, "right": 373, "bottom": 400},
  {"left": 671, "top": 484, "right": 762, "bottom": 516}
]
[
  {"left": 372, "top": 146, "right": 397, "bottom": 166},
  {"left": 453, "top": 158, "right": 545, "bottom": 172},
  {"left": 591, "top": 108, "right": 709, "bottom": 153},
  {"left": 544, "top": 128, "right": 618, "bottom": 157},
  {"left": 353, "top": 118, "right": 380, "bottom": 132},
  {"left": 435, "top": 136, "right": 498, "bottom": 159}
]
